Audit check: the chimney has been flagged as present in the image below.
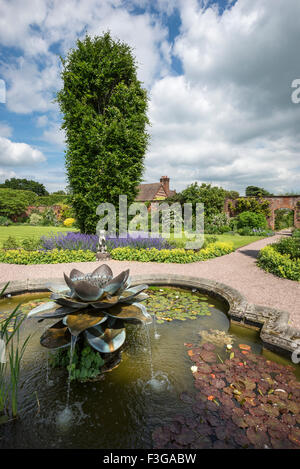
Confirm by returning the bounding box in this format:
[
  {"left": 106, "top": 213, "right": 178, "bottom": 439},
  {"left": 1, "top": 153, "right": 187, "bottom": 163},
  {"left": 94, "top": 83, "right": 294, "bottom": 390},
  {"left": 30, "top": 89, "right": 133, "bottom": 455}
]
[{"left": 160, "top": 176, "right": 170, "bottom": 195}]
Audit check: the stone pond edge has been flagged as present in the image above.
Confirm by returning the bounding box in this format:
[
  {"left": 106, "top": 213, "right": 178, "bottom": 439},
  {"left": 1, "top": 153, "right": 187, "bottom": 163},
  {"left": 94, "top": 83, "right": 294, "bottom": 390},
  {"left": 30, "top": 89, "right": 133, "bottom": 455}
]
[{"left": 1, "top": 274, "right": 299, "bottom": 359}]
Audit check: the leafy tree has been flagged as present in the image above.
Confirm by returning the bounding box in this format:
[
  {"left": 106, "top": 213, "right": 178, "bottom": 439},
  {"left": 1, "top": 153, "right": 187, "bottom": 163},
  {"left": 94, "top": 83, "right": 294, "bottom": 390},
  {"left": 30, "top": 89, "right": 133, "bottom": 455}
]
[
  {"left": 167, "top": 183, "right": 238, "bottom": 218},
  {"left": 234, "top": 197, "right": 271, "bottom": 217},
  {"left": 0, "top": 178, "right": 48, "bottom": 196},
  {"left": 0, "top": 189, "right": 38, "bottom": 218},
  {"left": 245, "top": 186, "right": 272, "bottom": 197},
  {"left": 56, "top": 33, "right": 149, "bottom": 233}
]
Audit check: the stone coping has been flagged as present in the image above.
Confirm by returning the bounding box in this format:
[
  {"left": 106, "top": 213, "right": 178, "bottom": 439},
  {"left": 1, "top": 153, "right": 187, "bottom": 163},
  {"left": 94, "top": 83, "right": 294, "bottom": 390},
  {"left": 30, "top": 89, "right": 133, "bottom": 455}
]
[{"left": 1, "top": 274, "right": 299, "bottom": 359}]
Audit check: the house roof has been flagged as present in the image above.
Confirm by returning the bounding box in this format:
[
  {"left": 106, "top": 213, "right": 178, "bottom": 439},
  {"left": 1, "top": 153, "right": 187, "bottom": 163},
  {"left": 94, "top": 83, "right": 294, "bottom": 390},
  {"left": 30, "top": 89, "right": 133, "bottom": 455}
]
[
  {"left": 136, "top": 182, "right": 176, "bottom": 202},
  {"left": 136, "top": 183, "right": 162, "bottom": 201}
]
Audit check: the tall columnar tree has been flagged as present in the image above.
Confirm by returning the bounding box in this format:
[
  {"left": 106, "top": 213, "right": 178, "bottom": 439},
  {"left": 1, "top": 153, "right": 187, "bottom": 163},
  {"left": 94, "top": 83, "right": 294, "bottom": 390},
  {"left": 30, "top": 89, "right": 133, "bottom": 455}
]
[{"left": 56, "top": 33, "right": 149, "bottom": 233}]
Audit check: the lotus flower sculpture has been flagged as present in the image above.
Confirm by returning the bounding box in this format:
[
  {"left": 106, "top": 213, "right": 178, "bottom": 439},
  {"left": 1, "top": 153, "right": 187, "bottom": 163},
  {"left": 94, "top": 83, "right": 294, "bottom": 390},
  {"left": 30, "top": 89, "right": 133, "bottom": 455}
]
[{"left": 28, "top": 265, "right": 151, "bottom": 359}]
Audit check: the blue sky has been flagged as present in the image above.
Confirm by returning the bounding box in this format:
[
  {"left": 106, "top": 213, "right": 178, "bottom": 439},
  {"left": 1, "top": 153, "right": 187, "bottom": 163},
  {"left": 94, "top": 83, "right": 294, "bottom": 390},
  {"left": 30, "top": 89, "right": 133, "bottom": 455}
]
[{"left": 0, "top": 0, "right": 300, "bottom": 195}]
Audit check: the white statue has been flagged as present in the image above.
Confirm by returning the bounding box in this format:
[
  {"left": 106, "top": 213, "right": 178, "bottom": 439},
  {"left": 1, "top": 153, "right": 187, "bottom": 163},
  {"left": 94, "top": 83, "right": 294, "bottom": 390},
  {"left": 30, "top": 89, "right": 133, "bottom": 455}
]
[{"left": 97, "top": 229, "right": 107, "bottom": 254}]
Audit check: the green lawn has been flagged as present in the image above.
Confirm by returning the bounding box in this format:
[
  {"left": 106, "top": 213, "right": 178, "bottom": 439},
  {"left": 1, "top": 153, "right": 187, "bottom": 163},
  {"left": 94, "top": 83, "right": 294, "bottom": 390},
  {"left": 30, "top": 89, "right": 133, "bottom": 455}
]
[
  {"left": 205, "top": 234, "right": 265, "bottom": 249},
  {"left": 0, "top": 225, "right": 78, "bottom": 247},
  {"left": 168, "top": 232, "right": 266, "bottom": 250},
  {"left": 0, "top": 225, "right": 266, "bottom": 250}
]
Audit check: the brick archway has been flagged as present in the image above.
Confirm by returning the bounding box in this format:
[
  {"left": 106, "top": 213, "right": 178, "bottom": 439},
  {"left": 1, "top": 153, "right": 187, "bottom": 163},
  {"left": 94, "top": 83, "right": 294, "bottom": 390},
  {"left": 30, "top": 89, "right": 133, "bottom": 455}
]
[{"left": 224, "top": 196, "right": 300, "bottom": 229}]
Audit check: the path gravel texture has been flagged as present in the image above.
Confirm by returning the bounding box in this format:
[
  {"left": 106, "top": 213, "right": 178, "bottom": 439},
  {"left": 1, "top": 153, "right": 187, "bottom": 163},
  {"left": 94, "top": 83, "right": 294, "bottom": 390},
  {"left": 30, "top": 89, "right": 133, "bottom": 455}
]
[{"left": 0, "top": 232, "right": 299, "bottom": 328}]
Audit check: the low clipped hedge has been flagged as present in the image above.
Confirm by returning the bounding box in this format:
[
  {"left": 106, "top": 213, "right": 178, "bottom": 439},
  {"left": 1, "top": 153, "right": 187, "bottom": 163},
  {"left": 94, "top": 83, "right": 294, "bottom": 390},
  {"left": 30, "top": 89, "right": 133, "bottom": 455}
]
[
  {"left": 110, "top": 241, "right": 234, "bottom": 263},
  {"left": 0, "top": 242, "right": 234, "bottom": 265},
  {"left": 0, "top": 248, "right": 96, "bottom": 264},
  {"left": 257, "top": 245, "right": 300, "bottom": 281}
]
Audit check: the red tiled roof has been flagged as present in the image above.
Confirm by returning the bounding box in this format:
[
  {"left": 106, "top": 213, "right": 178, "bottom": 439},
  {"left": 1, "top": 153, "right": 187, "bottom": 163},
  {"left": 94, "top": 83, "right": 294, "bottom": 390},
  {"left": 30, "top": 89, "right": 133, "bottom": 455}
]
[{"left": 136, "top": 182, "right": 176, "bottom": 202}]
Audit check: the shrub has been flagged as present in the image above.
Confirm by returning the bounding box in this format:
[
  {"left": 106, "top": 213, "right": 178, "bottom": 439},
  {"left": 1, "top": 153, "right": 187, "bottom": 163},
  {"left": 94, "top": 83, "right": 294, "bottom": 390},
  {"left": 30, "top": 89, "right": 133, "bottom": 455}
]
[
  {"left": 234, "top": 197, "right": 271, "bottom": 217},
  {"left": 0, "top": 216, "right": 13, "bottom": 226},
  {"left": 29, "top": 213, "right": 43, "bottom": 225},
  {"left": 41, "top": 232, "right": 98, "bottom": 252},
  {"left": 237, "top": 211, "right": 267, "bottom": 230},
  {"left": 237, "top": 227, "right": 274, "bottom": 237},
  {"left": 110, "top": 241, "right": 234, "bottom": 263},
  {"left": 63, "top": 217, "right": 76, "bottom": 227},
  {"left": 0, "top": 188, "right": 37, "bottom": 218},
  {"left": 41, "top": 207, "right": 59, "bottom": 226},
  {"left": 272, "top": 237, "right": 300, "bottom": 260},
  {"left": 258, "top": 245, "right": 300, "bottom": 281},
  {"left": 0, "top": 249, "right": 96, "bottom": 264},
  {"left": 20, "top": 238, "right": 41, "bottom": 251},
  {"left": 2, "top": 236, "right": 19, "bottom": 250},
  {"left": 292, "top": 228, "right": 300, "bottom": 238}
]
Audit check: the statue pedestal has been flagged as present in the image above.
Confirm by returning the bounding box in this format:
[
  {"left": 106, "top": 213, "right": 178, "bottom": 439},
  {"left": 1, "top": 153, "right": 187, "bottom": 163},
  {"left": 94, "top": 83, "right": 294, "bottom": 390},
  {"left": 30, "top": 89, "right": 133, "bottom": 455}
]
[{"left": 96, "top": 252, "right": 111, "bottom": 261}]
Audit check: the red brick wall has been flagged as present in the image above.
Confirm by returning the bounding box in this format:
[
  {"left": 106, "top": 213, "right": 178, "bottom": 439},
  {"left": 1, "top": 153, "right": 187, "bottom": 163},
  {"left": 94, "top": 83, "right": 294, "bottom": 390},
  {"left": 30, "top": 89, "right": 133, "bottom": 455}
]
[{"left": 224, "top": 196, "right": 300, "bottom": 229}]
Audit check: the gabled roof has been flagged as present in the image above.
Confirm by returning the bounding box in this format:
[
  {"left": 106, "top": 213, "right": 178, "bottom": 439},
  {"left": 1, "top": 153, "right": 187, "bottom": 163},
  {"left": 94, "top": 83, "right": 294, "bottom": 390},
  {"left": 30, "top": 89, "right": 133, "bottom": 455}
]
[{"left": 136, "top": 183, "right": 163, "bottom": 201}]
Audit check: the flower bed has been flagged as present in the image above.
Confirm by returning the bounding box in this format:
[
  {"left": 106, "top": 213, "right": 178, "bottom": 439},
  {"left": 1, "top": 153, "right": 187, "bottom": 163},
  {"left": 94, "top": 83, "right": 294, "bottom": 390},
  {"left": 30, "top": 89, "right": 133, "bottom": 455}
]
[
  {"left": 257, "top": 245, "right": 300, "bottom": 281},
  {"left": 0, "top": 242, "right": 234, "bottom": 264},
  {"left": 110, "top": 242, "right": 234, "bottom": 263},
  {"left": 40, "top": 231, "right": 172, "bottom": 252},
  {"left": 0, "top": 248, "right": 96, "bottom": 264}
]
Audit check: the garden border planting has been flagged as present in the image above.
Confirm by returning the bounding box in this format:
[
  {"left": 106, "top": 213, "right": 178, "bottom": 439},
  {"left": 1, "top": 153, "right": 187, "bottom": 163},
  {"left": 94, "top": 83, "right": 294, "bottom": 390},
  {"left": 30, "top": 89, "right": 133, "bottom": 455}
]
[{"left": 1, "top": 274, "right": 299, "bottom": 360}]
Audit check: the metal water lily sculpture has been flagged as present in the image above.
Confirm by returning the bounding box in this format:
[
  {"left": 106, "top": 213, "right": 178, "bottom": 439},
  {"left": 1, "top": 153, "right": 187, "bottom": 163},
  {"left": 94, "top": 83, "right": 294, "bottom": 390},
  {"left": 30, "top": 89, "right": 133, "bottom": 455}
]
[{"left": 28, "top": 265, "right": 151, "bottom": 359}]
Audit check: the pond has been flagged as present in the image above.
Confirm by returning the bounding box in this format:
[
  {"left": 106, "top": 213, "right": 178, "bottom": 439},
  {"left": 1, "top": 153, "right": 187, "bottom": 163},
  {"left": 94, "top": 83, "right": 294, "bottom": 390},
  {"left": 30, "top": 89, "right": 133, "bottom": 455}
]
[{"left": 0, "top": 286, "right": 299, "bottom": 449}]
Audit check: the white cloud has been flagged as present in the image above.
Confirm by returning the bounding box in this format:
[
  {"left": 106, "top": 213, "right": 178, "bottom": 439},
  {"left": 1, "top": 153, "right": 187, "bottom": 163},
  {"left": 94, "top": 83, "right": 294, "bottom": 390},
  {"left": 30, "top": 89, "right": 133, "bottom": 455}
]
[
  {"left": 41, "top": 122, "right": 65, "bottom": 147},
  {"left": 1, "top": 0, "right": 300, "bottom": 194},
  {"left": 0, "top": 168, "right": 16, "bottom": 183},
  {"left": 0, "top": 136, "right": 46, "bottom": 166},
  {"left": 144, "top": 0, "right": 300, "bottom": 194},
  {"left": 0, "top": 122, "right": 12, "bottom": 138}
]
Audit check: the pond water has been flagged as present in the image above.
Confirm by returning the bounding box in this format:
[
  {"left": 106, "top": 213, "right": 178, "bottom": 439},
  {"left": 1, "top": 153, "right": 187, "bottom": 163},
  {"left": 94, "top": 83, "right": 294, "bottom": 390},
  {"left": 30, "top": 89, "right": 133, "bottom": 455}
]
[{"left": 0, "top": 287, "right": 299, "bottom": 449}]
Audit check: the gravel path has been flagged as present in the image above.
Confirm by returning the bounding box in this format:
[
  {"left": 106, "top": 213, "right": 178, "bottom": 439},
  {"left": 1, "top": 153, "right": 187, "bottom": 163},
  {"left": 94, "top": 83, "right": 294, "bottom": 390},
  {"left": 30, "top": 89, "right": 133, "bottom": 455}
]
[{"left": 0, "top": 232, "right": 299, "bottom": 328}]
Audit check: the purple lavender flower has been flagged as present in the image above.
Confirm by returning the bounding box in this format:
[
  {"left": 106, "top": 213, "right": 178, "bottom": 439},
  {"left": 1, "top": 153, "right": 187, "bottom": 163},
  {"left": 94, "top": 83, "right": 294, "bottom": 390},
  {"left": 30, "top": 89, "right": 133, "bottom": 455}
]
[{"left": 40, "top": 231, "right": 172, "bottom": 252}]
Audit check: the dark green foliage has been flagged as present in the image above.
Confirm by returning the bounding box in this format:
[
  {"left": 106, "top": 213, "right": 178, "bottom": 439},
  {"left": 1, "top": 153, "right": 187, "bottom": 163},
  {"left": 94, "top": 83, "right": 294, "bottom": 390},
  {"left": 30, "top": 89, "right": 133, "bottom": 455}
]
[
  {"left": 2, "top": 236, "right": 19, "bottom": 250},
  {"left": 37, "top": 194, "right": 69, "bottom": 206},
  {"left": 258, "top": 245, "right": 300, "bottom": 281},
  {"left": 0, "top": 189, "right": 38, "bottom": 218},
  {"left": 0, "top": 216, "right": 12, "bottom": 226},
  {"left": 273, "top": 237, "right": 300, "bottom": 260},
  {"left": 245, "top": 186, "right": 272, "bottom": 197},
  {"left": 274, "top": 209, "right": 294, "bottom": 230},
  {"left": 51, "top": 344, "right": 105, "bottom": 381},
  {"left": 56, "top": 32, "right": 149, "bottom": 233},
  {"left": 167, "top": 183, "right": 235, "bottom": 218},
  {"left": 0, "top": 178, "right": 48, "bottom": 196},
  {"left": 234, "top": 197, "right": 271, "bottom": 217},
  {"left": 292, "top": 228, "right": 300, "bottom": 238},
  {"left": 237, "top": 211, "right": 267, "bottom": 230}
]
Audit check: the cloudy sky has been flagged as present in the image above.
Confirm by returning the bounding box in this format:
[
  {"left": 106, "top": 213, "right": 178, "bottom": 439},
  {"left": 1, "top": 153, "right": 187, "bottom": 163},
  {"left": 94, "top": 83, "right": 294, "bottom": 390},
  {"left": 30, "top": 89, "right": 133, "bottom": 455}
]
[{"left": 0, "top": 0, "right": 300, "bottom": 195}]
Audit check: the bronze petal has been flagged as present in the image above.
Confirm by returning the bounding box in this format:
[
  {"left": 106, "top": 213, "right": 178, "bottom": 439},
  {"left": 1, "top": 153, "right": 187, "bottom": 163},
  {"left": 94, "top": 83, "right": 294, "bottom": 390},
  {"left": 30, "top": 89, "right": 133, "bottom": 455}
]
[
  {"left": 85, "top": 319, "right": 126, "bottom": 353},
  {"left": 73, "top": 280, "right": 104, "bottom": 302},
  {"left": 119, "top": 284, "right": 148, "bottom": 302},
  {"left": 91, "top": 264, "right": 113, "bottom": 281},
  {"left": 103, "top": 269, "right": 130, "bottom": 295},
  {"left": 106, "top": 302, "right": 152, "bottom": 325},
  {"left": 34, "top": 306, "right": 74, "bottom": 320},
  {"left": 64, "top": 310, "right": 107, "bottom": 336},
  {"left": 40, "top": 320, "right": 71, "bottom": 349},
  {"left": 91, "top": 294, "right": 120, "bottom": 309},
  {"left": 51, "top": 294, "right": 87, "bottom": 309},
  {"left": 70, "top": 269, "right": 85, "bottom": 280}
]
